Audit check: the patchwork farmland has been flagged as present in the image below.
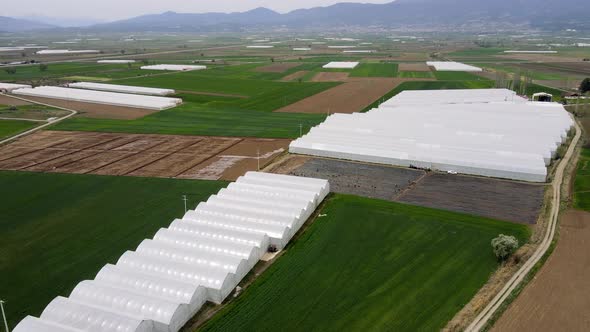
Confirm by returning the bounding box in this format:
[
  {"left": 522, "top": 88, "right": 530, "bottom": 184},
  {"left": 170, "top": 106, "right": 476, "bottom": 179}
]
[{"left": 0, "top": 30, "right": 587, "bottom": 332}]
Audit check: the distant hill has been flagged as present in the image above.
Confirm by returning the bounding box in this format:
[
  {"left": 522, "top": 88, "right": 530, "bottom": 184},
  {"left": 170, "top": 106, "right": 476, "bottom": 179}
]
[
  {"left": 86, "top": 0, "right": 589, "bottom": 32},
  {"left": 0, "top": 16, "right": 56, "bottom": 32},
  {"left": 1, "top": 0, "right": 588, "bottom": 33}
]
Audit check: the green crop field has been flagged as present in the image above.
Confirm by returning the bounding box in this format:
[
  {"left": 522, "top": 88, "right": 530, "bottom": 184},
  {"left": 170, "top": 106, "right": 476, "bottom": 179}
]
[
  {"left": 0, "top": 171, "right": 227, "bottom": 327},
  {"left": 350, "top": 63, "right": 399, "bottom": 77},
  {"left": 0, "top": 119, "right": 38, "bottom": 139},
  {"left": 433, "top": 71, "right": 489, "bottom": 81},
  {"left": 0, "top": 62, "right": 147, "bottom": 81},
  {"left": 573, "top": 148, "right": 590, "bottom": 210},
  {"left": 398, "top": 71, "right": 435, "bottom": 78},
  {"left": 200, "top": 194, "right": 530, "bottom": 332}
]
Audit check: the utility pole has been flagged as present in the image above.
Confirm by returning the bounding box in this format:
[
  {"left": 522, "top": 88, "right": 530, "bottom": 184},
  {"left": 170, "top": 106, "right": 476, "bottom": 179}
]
[
  {"left": 257, "top": 148, "right": 260, "bottom": 171},
  {"left": 182, "top": 195, "right": 188, "bottom": 214},
  {"left": 0, "top": 300, "right": 9, "bottom": 332},
  {"left": 299, "top": 124, "right": 303, "bottom": 137}
]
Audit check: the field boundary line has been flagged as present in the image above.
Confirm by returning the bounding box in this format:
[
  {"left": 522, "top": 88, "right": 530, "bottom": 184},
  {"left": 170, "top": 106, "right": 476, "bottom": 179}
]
[
  {"left": 0, "top": 93, "right": 77, "bottom": 146},
  {"left": 466, "top": 117, "right": 581, "bottom": 332}
]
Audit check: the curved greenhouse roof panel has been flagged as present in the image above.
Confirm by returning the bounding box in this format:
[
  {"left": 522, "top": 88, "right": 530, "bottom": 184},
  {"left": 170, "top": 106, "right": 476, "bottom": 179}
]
[
  {"left": 322, "top": 61, "right": 359, "bottom": 69},
  {"left": 290, "top": 90, "right": 573, "bottom": 183},
  {"left": 426, "top": 61, "right": 483, "bottom": 72}
]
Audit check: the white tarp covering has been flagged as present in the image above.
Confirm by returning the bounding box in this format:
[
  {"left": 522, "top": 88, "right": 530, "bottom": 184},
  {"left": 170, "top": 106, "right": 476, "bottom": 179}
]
[
  {"left": 68, "top": 82, "right": 175, "bottom": 96},
  {"left": 342, "top": 50, "right": 375, "bottom": 53},
  {"left": 290, "top": 89, "right": 573, "bottom": 182},
  {"left": 504, "top": 50, "right": 558, "bottom": 54},
  {"left": 14, "top": 172, "right": 329, "bottom": 332},
  {"left": 13, "top": 86, "right": 182, "bottom": 110},
  {"left": 381, "top": 89, "right": 528, "bottom": 106},
  {"left": 426, "top": 61, "right": 483, "bottom": 72},
  {"left": 36, "top": 50, "right": 100, "bottom": 55},
  {"left": 97, "top": 60, "right": 136, "bottom": 64},
  {"left": 140, "top": 64, "right": 207, "bottom": 71},
  {"left": 0, "top": 83, "right": 32, "bottom": 92},
  {"left": 322, "top": 61, "right": 359, "bottom": 69},
  {"left": 246, "top": 45, "right": 274, "bottom": 49},
  {"left": 293, "top": 48, "right": 312, "bottom": 51}
]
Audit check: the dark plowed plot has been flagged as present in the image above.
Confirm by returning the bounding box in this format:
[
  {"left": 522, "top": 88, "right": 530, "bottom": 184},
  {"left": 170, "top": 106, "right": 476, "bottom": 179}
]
[
  {"left": 287, "top": 158, "right": 425, "bottom": 200},
  {"left": 283, "top": 157, "right": 544, "bottom": 223},
  {"left": 0, "top": 131, "right": 288, "bottom": 180},
  {"left": 398, "top": 173, "right": 545, "bottom": 224},
  {"left": 255, "top": 63, "right": 301, "bottom": 73}
]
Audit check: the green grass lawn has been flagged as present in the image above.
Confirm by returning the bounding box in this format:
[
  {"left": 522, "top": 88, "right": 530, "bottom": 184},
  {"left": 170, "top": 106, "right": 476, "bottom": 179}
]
[
  {"left": 0, "top": 171, "right": 227, "bottom": 327},
  {"left": 573, "top": 148, "right": 590, "bottom": 210},
  {"left": 0, "top": 119, "right": 38, "bottom": 139},
  {"left": 200, "top": 194, "right": 530, "bottom": 332},
  {"left": 350, "top": 63, "right": 399, "bottom": 77}
]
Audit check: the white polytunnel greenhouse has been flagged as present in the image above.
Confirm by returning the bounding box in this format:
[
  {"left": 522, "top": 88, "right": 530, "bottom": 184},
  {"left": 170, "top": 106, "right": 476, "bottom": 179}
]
[
  {"left": 140, "top": 64, "right": 207, "bottom": 71},
  {"left": 289, "top": 89, "right": 574, "bottom": 183},
  {"left": 426, "top": 61, "right": 483, "bottom": 72},
  {"left": 14, "top": 172, "right": 329, "bottom": 332},
  {"left": 97, "top": 60, "right": 136, "bottom": 64},
  {"left": 0, "top": 83, "right": 32, "bottom": 92},
  {"left": 322, "top": 61, "right": 359, "bottom": 69},
  {"left": 67, "top": 82, "right": 175, "bottom": 96},
  {"left": 12, "top": 86, "right": 182, "bottom": 110}
]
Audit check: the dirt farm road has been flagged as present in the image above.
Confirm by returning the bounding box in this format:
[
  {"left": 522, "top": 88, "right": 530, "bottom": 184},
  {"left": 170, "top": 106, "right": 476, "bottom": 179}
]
[{"left": 466, "top": 119, "right": 582, "bottom": 331}]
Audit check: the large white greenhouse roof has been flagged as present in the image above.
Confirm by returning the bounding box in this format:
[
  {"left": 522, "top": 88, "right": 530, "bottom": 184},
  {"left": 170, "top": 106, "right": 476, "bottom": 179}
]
[
  {"left": 140, "top": 64, "right": 207, "bottom": 71},
  {"left": 36, "top": 49, "right": 100, "bottom": 55},
  {"left": 97, "top": 59, "right": 136, "bottom": 64},
  {"left": 0, "top": 83, "right": 32, "bottom": 92},
  {"left": 426, "top": 61, "right": 483, "bottom": 72},
  {"left": 290, "top": 89, "right": 573, "bottom": 182},
  {"left": 14, "top": 172, "right": 329, "bottom": 332},
  {"left": 68, "top": 82, "right": 175, "bottom": 96},
  {"left": 12, "top": 86, "right": 182, "bottom": 110},
  {"left": 381, "top": 88, "right": 528, "bottom": 106},
  {"left": 322, "top": 61, "right": 359, "bottom": 69}
]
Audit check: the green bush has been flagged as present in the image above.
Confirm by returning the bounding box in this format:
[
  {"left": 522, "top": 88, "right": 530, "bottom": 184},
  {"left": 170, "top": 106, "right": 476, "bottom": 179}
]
[{"left": 491, "top": 234, "right": 519, "bottom": 261}]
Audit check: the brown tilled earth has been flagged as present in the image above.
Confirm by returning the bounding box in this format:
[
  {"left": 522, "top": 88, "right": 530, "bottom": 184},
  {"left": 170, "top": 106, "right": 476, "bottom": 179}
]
[
  {"left": 275, "top": 78, "right": 432, "bottom": 114},
  {"left": 310, "top": 72, "right": 350, "bottom": 82},
  {"left": 0, "top": 131, "right": 289, "bottom": 181},
  {"left": 492, "top": 209, "right": 590, "bottom": 331},
  {"left": 496, "top": 54, "right": 584, "bottom": 63},
  {"left": 13, "top": 95, "right": 159, "bottom": 119},
  {"left": 281, "top": 71, "right": 309, "bottom": 82},
  {"left": 0, "top": 94, "right": 32, "bottom": 106},
  {"left": 254, "top": 63, "right": 301, "bottom": 73},
  {"left": 398, "top": 63, "right": 432, "bottom": 72}
]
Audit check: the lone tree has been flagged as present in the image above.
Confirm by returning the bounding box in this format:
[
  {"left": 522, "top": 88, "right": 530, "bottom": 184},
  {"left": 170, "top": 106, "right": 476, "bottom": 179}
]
[
  {"left": 580, "top": 78, "right": 590, "bottom": 94},
  {"left": 491, "top": 234, "right": 519, "bottom": 261},
  {"left": 4, "top": 67, "right": 16, "bottom": 75},
  {"left": 39, "top": 64, "right": 48, "bottom": 72}
]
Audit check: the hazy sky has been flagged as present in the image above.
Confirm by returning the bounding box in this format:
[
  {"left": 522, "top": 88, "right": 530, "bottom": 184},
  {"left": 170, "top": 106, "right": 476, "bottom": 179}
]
[{"left": 1, "top": 0, "right": 393, "bottom": 21}]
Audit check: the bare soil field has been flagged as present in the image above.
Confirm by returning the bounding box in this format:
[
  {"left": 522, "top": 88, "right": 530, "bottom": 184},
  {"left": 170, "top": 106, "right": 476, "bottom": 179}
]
[
  {"left": 254, "top": 63, "right": 301, "bottom": 73},
  {"left": 0, "top": 131, "right": 289, "bottom": 180},
  {"left": 310, "top": 72, "right": 350, "bottom": 82},
  {"left": 492, "top": 209, "right": 590, "bottom": 331},
  {"left": 281, "top": 71, "right": 309, "bottom": 82},
  {"left": 284, "top": 157, "right": 425, "bottom": 201},
  {"left": 398, "top": 173, "right": 545, "bottom": 224},
  {"left": 14, "top": 95, "right": 159, "bottom": 120},
  {"left": 398, "top": 63, "right": 432, "bottom": 72},
  {"left": 275, "top": 157, "right": 545, "bottom": 223},
  {"left": 0, "top": 94, "right": 32, "bottom": 106},
  {"left": 275, "top": 78, "right": 400, "bottom": 114}
]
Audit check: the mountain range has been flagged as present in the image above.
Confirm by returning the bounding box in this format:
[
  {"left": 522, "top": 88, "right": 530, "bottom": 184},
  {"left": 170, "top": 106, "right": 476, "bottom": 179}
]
[{"left": 1, "top": 0, "right": 588, "bottom": 33}]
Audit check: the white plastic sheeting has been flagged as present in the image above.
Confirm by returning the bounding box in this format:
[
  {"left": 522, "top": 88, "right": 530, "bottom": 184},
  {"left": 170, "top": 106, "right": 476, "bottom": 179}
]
[
  {"left": 68, "top": 82, "right": 175, "bottom": 96},
  {"left": 290, "top": 89, "right": 573, "bottom": 182},
  {"left": 504, "top": 50, "right": 558, "bottom": 54},
  {"left": 322, "top": 62, "right": 359, "bottom": 69},
  {"left": 140, "top": 65, "right": 207, "bottom": 71},
  {"left": 12, "top": 86, "right": 182, "bottom": 110},
  {"left": 0, "top": 83, "right": 32, "bottom": 92},
  {"left": 381, "top": 89, "right": 528, "bottom": 106},
  {"left": 246, "top": 45, "right": 274, "bottom": 49},
  {"left": 97, "top": 60, "right": 136, "bottom": 64},
  {"left": 426, "top": 61, "right": 483, "bottom": 72},
  {"left": 342, "top": 50, "right": 375, "bottom": 53},
  {"left": 14, "top": 172, "right": 329, "bottom": 332},
  {"left": 36, "top": 50, "right": 100, "bottom": 55}
]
